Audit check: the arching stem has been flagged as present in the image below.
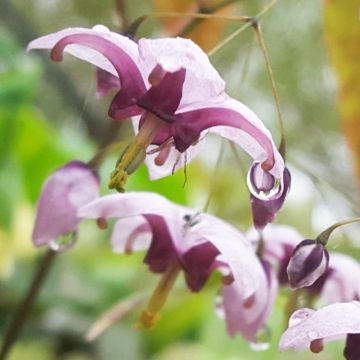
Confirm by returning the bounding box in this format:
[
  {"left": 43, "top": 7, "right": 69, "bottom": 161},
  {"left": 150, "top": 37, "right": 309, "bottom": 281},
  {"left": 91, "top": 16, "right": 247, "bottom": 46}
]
[
  {"left": 0, "top": 249, "right": 56, "bottom": 360},
  {"left": 316, "top": 217, "right": 360, "bottom": 245},
  {"left": 253, "top": 22, "right": 286, "bottom": 158}
]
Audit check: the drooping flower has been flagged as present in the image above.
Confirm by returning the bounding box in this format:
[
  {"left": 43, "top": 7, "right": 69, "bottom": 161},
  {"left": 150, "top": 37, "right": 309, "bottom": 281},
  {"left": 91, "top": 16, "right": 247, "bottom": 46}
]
[
  {"left": 32, "top": 161, "right": 99, "bottom": 250},
  {"left": 248, "top": 164, "right": 291, "bottom": 231},
  {"left": 27, "top": 25, "right": 285, "bottom": 193},
  {"left": 78, "top": 191, "right": 272, "bottom": 340},
  {"left": 279, "top": 301, "right": 360, "bottom": 359},
  {"left": 287, "top": 239, "right": 329, "bottom": 290}
]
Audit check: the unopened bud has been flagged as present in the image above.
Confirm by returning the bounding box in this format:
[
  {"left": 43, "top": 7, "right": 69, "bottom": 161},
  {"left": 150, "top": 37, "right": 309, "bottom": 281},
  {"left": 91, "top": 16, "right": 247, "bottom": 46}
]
[{"left": 287, "top": 239, "right": 329, "bottom": 289}]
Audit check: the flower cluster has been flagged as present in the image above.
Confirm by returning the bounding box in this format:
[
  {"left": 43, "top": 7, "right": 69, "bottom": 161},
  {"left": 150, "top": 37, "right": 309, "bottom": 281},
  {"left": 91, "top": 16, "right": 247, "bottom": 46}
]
[{"left": 25, "top": 23, "right": 293, "bottom": 346}]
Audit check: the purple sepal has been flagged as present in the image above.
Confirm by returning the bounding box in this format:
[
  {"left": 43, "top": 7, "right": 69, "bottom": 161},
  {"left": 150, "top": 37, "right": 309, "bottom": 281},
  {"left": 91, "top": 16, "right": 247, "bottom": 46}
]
[
  {"left": 181, "top": 242, "right": 220, "bottom": 292},
  {"left": 287, "top": 239, "right": 329, "bottom": 289},
  {"left": 136, "top": 69, "right": 186, "bottom": 123},
  {"left": 143, "top": 214, "right": 220, "bottom": 292},
  {"left": 143, "top": 214, "right": 176, "bottom": 273}
]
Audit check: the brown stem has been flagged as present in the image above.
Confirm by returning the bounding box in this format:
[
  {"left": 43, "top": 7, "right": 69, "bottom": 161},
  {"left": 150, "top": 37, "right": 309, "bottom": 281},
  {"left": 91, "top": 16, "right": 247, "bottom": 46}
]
[
  {"left": 253, "top": 22, "right": 286, "bottom": 158},
  {"left": 0, "top": 249, "right": 57, "bottom": 360}
]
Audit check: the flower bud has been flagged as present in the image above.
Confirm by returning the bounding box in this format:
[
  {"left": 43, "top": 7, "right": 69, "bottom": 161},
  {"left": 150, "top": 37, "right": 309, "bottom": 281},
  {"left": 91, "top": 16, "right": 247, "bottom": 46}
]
[
  {"left": 32, "top": 161, "right": 99, "bottom": 247},
  {"left": 287, "top": 239, "right": 329, "bottom": 289}
]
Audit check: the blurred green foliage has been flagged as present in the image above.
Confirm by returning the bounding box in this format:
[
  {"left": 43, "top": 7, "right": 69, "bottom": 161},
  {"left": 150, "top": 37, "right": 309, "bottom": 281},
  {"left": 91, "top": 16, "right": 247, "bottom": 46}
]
[{"left": 0, "top": 0, "right": 359, "bottom": 359}]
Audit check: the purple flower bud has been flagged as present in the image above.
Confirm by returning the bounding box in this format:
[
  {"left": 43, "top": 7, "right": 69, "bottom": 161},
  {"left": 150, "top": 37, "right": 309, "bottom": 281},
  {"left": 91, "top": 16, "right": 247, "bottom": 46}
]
[
  {"left": 287, "top": 239, "right": 329, "bottom": 289},
  {"left": 32, "top": 161, "right": 99, "bottom": 247}
]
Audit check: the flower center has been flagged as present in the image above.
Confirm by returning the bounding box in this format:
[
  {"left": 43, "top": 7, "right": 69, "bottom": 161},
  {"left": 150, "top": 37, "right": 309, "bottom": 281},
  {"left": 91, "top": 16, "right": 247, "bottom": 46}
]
[
  {"left": 108, "top": 112, "right": 165, "bottom": 192},
  {"left": 136, "top": 261, "right": 181, "bottom": 328}
]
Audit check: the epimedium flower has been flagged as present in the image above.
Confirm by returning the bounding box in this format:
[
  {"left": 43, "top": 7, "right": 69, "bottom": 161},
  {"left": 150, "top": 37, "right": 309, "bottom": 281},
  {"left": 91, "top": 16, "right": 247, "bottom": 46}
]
[
  {"left": 279, "top": 301, "right": 360, "bottom": 359},
  {"left": 27, "top": 25, "right": 285, "bottom": 194},
  {"left": 248, "top": 224, "right": 360, "bottom": 304},
  {"left": 32, "top": 161, "right": 99, "bottom": 250},
  {"left": 78, "top": 191, "right": 272, "bottom": 341}
]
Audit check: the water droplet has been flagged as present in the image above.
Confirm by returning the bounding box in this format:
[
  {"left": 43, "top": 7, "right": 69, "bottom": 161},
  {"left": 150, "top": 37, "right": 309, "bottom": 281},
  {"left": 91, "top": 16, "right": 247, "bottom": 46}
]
[
  {"left": 247, "top": 163, "right": 281, "bottom": 201},
  {"left": 49, "top": 232, "right": 77, "bottom": 252},
  {"left": 214, "top": 295, "right": 225, "bottom": 319},
  {"left": 250, "top": 326, "right": 271, "bottom": 351},
  {"left": 250, "top": 341, "right": 270, "bottom": 352}
]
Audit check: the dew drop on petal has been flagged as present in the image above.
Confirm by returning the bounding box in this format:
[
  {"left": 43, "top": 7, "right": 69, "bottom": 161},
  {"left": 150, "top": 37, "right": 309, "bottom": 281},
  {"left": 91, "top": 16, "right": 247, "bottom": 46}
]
[
  {"left": 249, "top": 342, "right": 270, "bottom": 352},
  {"left": 49, "top": 231, "right": 77, "bottom": 252},
  {"left": 214, "top": 295, "right": 225, "bottom": 319},
  {"left": 246, "top": 164, "right": 281, "bottom": 201},
  {"left": 250, "top": 326, "right": 271, "bottom": 352}
]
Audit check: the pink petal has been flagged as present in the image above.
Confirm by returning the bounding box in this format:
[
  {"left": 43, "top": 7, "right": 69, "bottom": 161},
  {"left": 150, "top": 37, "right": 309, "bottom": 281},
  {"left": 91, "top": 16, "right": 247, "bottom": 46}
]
[
  {"left": 279, "top": 302, "right": 360, "bottom": 352},
  {"left": 145, "top": 141, "right": 206, "bottom": 180},
  {"left": 111, "top": 216, "right": 151, "bottom": 253},
  {"left": 28, "top": 26, "right": 141, "bottom": 78},
  {"left": 174, "top": 95, "right": 284, "bottom": 179},
  {"left": 322, "top": 254, "right": 360, "bottom": 303},
  {"left": 138, "top": 37, "right": 225, "bottom": 107},
  {"left": 78, "top": 192, "right": 187, "bottom": 241},
  {"left": 223, "top": 264, "right": 278, "bottom": 341},
  {"left": 190, "top": 214, "right": 264, "bottom": 300},
  {"left": 32, "top": 161, "right": 99, "bottom": 246}
]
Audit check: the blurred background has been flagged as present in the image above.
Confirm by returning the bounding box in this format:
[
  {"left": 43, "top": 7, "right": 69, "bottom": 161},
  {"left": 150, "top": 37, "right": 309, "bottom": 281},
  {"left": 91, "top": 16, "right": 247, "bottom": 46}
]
[{"left": 0, "top": 0, "right": 359, "bottom": 359}]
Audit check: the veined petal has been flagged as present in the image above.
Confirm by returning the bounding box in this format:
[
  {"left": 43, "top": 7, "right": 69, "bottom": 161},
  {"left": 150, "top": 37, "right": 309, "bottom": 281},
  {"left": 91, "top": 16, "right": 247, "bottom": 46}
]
[
  {"left": 279, "top": 302, "right": 360, "bottom": 352},
  {"left": 138, "top": 37, "right": 225, "bottom": 106},
  {"left": 174, "top": 95, "right": 284, "bottom": 178}
]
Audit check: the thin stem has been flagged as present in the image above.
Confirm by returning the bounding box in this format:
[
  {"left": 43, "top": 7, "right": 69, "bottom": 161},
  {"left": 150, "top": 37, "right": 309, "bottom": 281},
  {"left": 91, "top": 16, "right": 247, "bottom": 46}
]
[
  {"left": 125, "top": 0, "right": 243, "bottom": 36},
  {"left": 179, "top": 0, "right": 240, "bottom": 36},
  {"left": 239, "top": 33, "right": 256, "bottom": 84},
  {"left": 0, "top": 249, "right": 57, "bottom": 360},
  {"left": 228, "top": 141, "right": 246, "bottom": 175},
  {"left": 316, "top": 217, "right": 360, "bottom": 245},
  {"left": 208, "top": 0, "right": 279, "bottom": 57},
  {"left": 203, "top": 140, "right": 226, "bottom": 213},
  {"left": 253, "top": 23, "right": 286, "bottom": 157}
]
